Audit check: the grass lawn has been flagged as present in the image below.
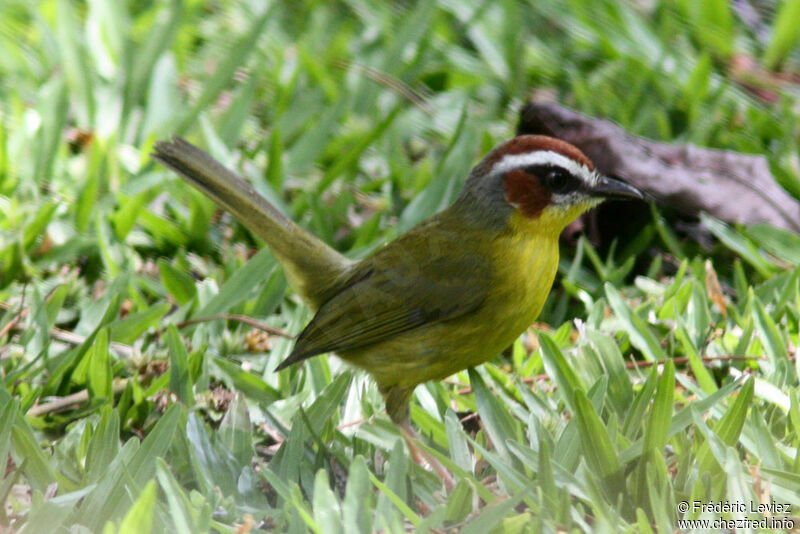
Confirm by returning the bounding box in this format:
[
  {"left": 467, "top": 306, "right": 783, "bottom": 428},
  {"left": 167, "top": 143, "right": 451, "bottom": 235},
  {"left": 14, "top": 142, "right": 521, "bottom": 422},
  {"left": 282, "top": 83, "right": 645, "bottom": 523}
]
[{"left": 1, "top": 1, "right": 800, "bottom": 532}]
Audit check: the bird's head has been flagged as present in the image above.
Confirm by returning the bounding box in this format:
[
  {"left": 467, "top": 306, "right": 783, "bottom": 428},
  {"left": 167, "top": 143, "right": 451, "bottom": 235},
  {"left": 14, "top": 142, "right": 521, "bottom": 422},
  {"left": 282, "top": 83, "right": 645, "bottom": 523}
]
[{"left": 461, "top": 135, "right": 642, "bottom": 232}]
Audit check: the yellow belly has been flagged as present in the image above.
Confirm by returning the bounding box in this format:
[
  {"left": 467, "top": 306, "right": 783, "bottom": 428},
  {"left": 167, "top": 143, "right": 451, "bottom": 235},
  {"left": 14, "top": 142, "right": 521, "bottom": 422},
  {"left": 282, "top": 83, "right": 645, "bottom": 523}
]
[{"left": 348, "top": 211, "right": 561, "bottom": 390}]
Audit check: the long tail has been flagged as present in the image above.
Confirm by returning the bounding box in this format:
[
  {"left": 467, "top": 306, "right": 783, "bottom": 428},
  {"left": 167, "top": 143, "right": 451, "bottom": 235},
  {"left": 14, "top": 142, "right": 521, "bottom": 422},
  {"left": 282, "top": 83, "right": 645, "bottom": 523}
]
[{"left": 152, "top": 137, "right": 352, "bottom": 309}]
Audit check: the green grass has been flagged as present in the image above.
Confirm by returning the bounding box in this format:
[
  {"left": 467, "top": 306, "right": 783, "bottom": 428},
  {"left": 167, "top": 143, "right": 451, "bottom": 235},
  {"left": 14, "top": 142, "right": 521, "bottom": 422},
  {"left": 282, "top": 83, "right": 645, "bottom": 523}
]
[{"left": 1, "top": 0, "right": 800, "bottom": 532}]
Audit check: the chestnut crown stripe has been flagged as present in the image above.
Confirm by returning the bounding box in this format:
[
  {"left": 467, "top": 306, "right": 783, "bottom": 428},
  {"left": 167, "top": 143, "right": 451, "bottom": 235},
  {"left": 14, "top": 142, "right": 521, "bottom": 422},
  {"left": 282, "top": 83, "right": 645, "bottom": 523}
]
[
  {"left": 488, "top": 135, "right": 594, "bottom": 169},
  {"left": 491, "top": 150, "right": 600, "bottom": 187}
]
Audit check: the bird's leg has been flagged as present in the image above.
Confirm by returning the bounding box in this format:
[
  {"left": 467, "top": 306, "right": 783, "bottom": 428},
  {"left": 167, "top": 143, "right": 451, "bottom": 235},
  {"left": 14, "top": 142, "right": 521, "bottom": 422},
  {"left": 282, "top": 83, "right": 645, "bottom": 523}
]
[
  {"left": 399, "top": 421, "right": 455, "bottom": 492},
  {"left": 385, "top": 386, "right": 455, "bottom": 492}
]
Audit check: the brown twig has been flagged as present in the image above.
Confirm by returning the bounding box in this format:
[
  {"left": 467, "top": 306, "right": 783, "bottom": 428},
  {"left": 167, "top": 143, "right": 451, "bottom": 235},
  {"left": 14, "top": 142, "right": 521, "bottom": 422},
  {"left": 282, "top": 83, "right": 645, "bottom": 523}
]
[
  {"left": 0, "top": 287, "right": 29, "bottom": 340},
  {"left": 49, "top": 327, "right": 135, "bottom": 358},
  {"left": 1, "top": 290, "right": 137, "bottom": 356},
  {"left": 454, "top": 354, "right": 771, "bottom": 395},
  {"left": 333, "top": 59, "right": 433, "bottom": 115},
  {"left": 26, "top": 379, "right": 129, "bottom": 417},
  {"left": 621, "top": 354, "right": 773, "bottom": 369},
  {"left": 3, "top": 313, "right": 290, "bottom": 359},
  {"left": 337, "top": 417, "right": 366, "bottom": 430},
  {"left": 176, "top": 314, "right": 291, "bottom": 338},
  {"left": 0, "top": 307, "right": 28, "bottom": 340}
]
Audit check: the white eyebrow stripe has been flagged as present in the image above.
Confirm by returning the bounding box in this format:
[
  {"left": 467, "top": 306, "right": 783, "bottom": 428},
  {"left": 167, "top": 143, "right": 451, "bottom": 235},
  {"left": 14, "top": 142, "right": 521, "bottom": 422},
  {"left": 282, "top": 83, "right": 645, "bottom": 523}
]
[{"left": 492, "top": 150, "right": 599, "bottom": 185}]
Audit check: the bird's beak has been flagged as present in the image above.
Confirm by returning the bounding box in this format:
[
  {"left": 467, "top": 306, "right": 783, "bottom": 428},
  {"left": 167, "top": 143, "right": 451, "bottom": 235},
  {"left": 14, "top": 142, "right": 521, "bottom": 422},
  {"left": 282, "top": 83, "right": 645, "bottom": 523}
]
[{"left": 589, "top": 175, "right": 643, "bottom": 200}]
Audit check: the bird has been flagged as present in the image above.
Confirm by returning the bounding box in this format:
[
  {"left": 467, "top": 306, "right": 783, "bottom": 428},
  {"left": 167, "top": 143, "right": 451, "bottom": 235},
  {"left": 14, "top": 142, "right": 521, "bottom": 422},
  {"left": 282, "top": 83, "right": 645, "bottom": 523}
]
[{"left": 153, "top": 134, "right": 642, "bottom": 489}]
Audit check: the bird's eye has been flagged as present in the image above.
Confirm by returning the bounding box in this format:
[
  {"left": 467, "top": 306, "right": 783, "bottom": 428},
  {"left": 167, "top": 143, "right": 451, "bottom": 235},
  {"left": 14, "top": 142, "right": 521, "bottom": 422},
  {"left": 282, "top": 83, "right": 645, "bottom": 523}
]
[{"left": 543, "top": 168, "right": 574, "bottom": 193}]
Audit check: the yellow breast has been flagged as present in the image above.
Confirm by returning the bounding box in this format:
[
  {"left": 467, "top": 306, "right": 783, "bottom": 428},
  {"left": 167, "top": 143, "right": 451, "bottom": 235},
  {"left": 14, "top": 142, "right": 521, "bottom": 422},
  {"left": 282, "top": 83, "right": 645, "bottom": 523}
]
[
  {"left": 490, "top": 200, "right": 595, "bottom": 320},
  {"left": 348, "top": 206, "right": 579, "bottom": 389},
  {"left": 486, "top": 210, "right": 562, "bottom": 342}
]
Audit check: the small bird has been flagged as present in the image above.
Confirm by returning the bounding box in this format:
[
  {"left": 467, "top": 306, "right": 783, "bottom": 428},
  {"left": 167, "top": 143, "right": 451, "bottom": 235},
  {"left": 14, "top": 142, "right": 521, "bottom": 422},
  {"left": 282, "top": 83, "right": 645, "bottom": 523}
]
[{"left": 153, "top": 134, "right": 642, "bottom": 487}]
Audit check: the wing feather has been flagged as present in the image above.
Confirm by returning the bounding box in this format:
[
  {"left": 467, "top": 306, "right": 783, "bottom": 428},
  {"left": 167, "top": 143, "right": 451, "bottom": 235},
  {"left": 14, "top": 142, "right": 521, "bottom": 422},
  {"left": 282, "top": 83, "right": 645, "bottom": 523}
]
[{"left": 275, "top": 247, "right": 489, "bottom": 370}]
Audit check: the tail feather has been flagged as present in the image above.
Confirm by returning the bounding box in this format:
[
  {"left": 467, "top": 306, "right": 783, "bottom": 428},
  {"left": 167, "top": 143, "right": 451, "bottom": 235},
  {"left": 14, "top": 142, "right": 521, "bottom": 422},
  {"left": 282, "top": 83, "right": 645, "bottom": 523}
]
[{"left": 153, "top": 137, "right": 353, "bottom": 309}]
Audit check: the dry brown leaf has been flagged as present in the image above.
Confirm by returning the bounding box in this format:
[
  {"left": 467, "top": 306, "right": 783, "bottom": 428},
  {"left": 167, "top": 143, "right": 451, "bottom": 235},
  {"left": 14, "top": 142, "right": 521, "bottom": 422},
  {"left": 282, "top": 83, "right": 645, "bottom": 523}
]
[
  {"left": 518, "top": 101, "right": 800, "bottom": 233},
  {"left": 705, "top": 259, "right": 728, "bottom": 317}
]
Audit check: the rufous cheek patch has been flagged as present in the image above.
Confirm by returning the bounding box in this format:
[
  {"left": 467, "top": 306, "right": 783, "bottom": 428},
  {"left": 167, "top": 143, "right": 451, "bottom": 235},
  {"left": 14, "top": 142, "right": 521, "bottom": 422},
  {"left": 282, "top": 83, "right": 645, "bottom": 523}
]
[{"left": 502, "top": 169, "right": 551, "bottom": 218}]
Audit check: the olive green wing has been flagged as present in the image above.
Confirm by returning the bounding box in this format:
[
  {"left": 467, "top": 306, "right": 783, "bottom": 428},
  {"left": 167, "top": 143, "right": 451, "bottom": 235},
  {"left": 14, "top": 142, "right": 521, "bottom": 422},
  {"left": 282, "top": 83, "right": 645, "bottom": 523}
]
[{"left": 275, "top": 251, "right": 489, "bottom": 370}]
